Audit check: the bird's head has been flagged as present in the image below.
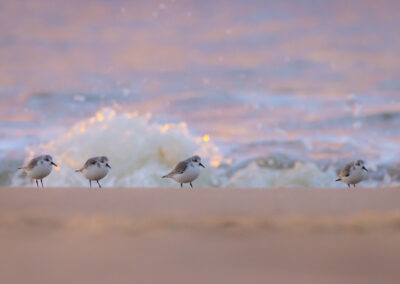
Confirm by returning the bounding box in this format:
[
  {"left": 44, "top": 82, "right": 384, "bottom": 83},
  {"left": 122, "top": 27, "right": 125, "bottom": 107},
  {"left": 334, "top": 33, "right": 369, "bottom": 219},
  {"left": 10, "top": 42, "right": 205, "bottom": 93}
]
[
  {"left": 355, "top": 160, "right": 368, "bottom": 172},
  {"left": 191, "top": 155, "right": 205, "bottom": 168}
]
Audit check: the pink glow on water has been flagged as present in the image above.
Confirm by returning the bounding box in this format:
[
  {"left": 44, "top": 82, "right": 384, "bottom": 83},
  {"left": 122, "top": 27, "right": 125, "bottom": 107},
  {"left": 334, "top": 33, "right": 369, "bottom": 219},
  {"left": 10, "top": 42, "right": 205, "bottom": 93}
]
[{"left": 0, "top": 0, "right": 399, "bottom": 186}]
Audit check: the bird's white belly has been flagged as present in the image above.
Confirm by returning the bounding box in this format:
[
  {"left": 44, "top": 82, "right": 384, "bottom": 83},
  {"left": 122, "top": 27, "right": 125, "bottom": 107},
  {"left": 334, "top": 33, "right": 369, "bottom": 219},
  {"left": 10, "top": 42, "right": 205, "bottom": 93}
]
[
  {"left": 173, "top": 167, "right": 200, "bottom": 184},
  {"left": 83, "top": 167, "right": 108, "bottom": 181},
  {"left": 26, "top": 165, "right": 51, "bottom": 180},
  {"left": 342, "top": 170, "right": 364, "bottom": 185}
]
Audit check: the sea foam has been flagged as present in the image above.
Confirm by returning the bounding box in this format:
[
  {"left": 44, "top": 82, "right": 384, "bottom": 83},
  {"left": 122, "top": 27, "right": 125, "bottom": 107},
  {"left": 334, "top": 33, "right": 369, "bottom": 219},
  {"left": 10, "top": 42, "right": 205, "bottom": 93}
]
[
  {"left": 12, "top": 108, "right": 223, "bottom": 187},
  {"left": 12, "top": 108, "right": 393, "bottom": 188}
]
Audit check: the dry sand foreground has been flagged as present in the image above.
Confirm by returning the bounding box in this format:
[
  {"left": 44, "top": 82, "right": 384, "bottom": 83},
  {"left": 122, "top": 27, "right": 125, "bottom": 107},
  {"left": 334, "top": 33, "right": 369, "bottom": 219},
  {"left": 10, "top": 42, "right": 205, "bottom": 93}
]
[{"left": 1, "top": 187, "right": 400, "bottom": 284}]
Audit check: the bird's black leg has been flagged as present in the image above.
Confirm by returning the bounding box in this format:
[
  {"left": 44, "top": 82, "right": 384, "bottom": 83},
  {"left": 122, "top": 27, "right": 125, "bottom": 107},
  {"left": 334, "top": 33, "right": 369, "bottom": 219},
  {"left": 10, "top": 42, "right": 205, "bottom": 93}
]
[
  {"left": 35, "top": 180, "right": 39, "bottom": 188},
  {"left": 347, "top": 184, "right": 350, "bottom": 188},
  {"left": 353, "top": 184, "right": 356, "bottom": 188},
  {"left": 180, "top": 183, "right": 183, "bottom": 188},
  {"left": 97, "top": 181, "right": 102, "bottom": 188},
  {"left": 40, "top": 179, "right": 44, "bottom": 188},
  {"left": 190, "top": 182, "right": 193, "bottom": 189},
  {"left": 89, "top": 180, "right": 92, "bottom": 188}
]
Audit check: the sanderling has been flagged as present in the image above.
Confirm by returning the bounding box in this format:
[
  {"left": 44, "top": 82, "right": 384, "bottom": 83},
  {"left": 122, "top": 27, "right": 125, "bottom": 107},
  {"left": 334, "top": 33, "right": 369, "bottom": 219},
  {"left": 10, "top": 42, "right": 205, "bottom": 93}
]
[
  {"left": 162, "top": 155, "right": 205, "bottom": 188},
  {"left": 336, "top": 160, "right": 368, "bottom": 188},
  {"left": 76, "top": 156, "right": 111, "bottom": 188},
  {"left": 18, "top": 155, "right": 58, "bottom": 188}
]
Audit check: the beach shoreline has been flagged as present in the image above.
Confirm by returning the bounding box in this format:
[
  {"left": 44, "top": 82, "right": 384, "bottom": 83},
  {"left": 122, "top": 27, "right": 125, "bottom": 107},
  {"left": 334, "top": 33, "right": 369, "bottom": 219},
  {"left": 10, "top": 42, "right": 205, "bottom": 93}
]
[{"left": 1, "top": 187, "right": 400, "bottom": 283}]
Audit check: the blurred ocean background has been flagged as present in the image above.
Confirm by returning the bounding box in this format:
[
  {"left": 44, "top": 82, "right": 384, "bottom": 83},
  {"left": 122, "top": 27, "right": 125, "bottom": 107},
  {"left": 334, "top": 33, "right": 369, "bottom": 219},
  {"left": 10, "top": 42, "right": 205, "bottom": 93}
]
[{"left": 1, "top": 0, "right": 400, "bottom": 187}]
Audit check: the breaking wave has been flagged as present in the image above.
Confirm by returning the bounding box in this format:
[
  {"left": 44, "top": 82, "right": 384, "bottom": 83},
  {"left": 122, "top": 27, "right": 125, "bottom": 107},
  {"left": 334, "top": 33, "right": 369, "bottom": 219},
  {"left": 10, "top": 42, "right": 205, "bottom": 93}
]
[
  {"left": 12, "top": 108, "right": 223, "bottom": 187},
  {"left": 10, "top": 108, "right": 400, "bottom": 188}
]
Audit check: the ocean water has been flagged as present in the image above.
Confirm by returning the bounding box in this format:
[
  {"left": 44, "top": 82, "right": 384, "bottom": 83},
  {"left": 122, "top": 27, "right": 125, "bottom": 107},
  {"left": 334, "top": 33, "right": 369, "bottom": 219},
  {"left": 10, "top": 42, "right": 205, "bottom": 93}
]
[{"left": 1, "top": 0, "right": 400, "bottom": 187}]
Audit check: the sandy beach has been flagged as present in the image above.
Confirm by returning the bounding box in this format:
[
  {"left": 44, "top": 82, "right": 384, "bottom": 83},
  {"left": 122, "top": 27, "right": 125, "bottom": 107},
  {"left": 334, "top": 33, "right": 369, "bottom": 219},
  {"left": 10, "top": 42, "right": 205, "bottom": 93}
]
[
  {"left": 0, "top": 187, "right": 400, "bottom": 284},
  {"left": 1, "top": 0, "right": 400, "bottom": 283}
]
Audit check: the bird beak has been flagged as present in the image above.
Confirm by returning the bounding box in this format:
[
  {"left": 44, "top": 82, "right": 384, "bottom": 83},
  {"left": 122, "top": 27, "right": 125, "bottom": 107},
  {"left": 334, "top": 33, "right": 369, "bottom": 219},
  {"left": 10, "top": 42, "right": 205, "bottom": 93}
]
[
  {"left": 199, "top": 163, "right": 205, "bottom": 168},
  {"left": 106, "top": 163, "right": 111, "bottom": 169},
  {"left": 51, "top": 162, "right": 58, "bottom": 167},
  {"left": 362, "top": 166, "right": 368, "bottom": 172}
]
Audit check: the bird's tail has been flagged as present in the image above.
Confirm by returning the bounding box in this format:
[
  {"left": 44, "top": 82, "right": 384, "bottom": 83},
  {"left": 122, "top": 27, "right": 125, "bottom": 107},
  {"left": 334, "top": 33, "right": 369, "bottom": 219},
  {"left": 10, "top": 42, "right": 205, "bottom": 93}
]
[
  {"left": 75, "top": 169, "right": 82, "bottom": 173},
  {"left": 17, "top": 167, "right": 22, "bottom": 170},
  {"left": 335, "top": 178, "right": 341, "bottom": 182},
  {"left": 162, "top": 173, "right": 171, "bottom": 178}
]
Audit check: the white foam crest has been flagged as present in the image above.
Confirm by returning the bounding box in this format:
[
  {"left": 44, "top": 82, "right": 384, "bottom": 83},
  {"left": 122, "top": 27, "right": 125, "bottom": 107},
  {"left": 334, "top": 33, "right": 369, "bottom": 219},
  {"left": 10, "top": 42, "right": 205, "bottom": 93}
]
[
  {"left": 12, "top": 108, "right": 223, "bottom": 187},
  {"left": 226, "top": 162, "right": 341, "bottom": 188},
  {"left": 12, "top": 108, "right": 398, "bottom": 188}
]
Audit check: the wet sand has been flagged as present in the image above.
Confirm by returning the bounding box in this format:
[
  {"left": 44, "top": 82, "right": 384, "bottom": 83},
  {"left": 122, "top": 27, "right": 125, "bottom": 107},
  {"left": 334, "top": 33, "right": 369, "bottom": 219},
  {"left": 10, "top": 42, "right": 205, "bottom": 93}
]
[{"left": 1, "top": 187, "right": 400, "bottom": 284}]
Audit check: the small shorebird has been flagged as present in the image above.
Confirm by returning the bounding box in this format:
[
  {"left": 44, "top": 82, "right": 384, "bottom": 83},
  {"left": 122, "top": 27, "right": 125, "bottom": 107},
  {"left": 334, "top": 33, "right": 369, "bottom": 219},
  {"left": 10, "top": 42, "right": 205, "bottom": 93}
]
[
  {"left": 336, "top": 160, "right": 368, "bottom": 188},
  {"left": 162, "top": 155, "right": 205, "bottom": 188},
  {"left": 76, "top": 156, "right": 111, "bottom": 188},
  {"left": 18, "top": 155, "right": 58, "bottom": 188}
]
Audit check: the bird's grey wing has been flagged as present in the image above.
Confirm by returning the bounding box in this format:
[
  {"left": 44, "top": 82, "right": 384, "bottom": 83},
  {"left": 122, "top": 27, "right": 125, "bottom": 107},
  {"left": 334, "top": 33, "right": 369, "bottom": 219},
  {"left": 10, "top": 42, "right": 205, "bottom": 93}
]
[
  {"left": 26, "top": 157, "right": 40, "bottom": 169},
  {"left": 164, "top": 161, "right": 188, "bottom": 177},
  {"left": 340, "top": 163, "right": 353, "bottom": 177},
  {"left": 172, "top": 161, "right": 188, "bottom": 174},
  {"left": 77, "top": 157, "right": 97, "bottom": 172},
  {"left": 85, "top": 157, "right": 100, "bottom": 168}
]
